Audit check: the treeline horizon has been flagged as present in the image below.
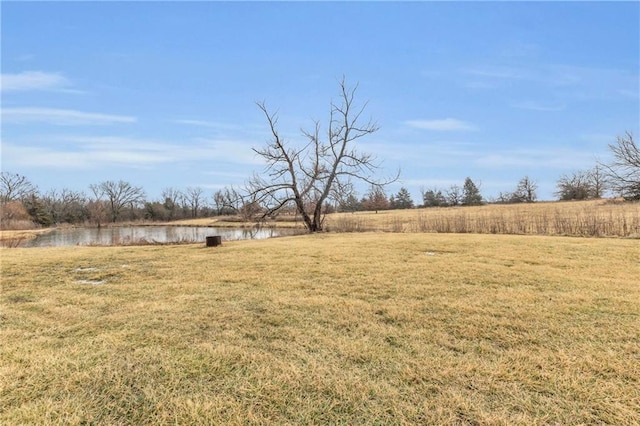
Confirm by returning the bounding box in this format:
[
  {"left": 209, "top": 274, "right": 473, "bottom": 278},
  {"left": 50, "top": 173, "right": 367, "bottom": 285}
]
[
  {"left": 0, "top": 167, "right": 631, "bottom": 230},
  {"left": 2, "top": 129, "right": 637, "bottom": 229}
]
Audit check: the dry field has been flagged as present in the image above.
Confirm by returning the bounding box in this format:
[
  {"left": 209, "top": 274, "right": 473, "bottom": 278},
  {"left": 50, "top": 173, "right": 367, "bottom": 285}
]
[
  {"left": 326, "top": 199, "right": 640, "bottom": 237},
  {"left": 169, "top": 199, "right": 640, "bottom": 238},
  {"left": 1, "top": 233, "right": 638, "bottom": 424}
]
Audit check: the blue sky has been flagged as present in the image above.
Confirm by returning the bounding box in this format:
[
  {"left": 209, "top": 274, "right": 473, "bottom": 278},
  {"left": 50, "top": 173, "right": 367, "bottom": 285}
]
[{"left": 1, "top": 1, "right": 638, "bottom": 203}]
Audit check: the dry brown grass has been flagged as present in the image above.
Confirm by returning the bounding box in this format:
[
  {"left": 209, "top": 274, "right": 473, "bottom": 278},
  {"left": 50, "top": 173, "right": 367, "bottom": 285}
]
[
  {"left": 0, "top": 229, "right": 53, "bottom": 247},
  {"left": 169, "top": 200, "right": 639, "bottom": 238},
  {"left": 2, "top": 233, "right": 638, "bottom": 424},
  {"left": 326, "top": 200, "right": 640, "bottom": 237}
]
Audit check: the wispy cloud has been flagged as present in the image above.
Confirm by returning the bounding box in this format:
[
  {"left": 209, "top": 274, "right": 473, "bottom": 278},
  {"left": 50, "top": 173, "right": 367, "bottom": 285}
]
[
  {"left": 1, "top": 108, "right": 136, "bottom": 126},
  {"left": 2, "top": 135, "right": 263, "bottom": 170},
  {"left": 461, "top": 64, "right": 638, "bottom": 100},
  {"left": 510, "top": 101, "right": 566, "bottom": 112},
  {"left": 174, "top": 119, "right": 219, "bottom": 127},
  {"left": 1, "top": 144, "right": 99, "bottom": 170},
  {"left": 173, "top": 119, "right": 241, "bottom": 130},
  {"left": 462, "top": 64, "right": 580, "bottom": 86},
  {"left": 2, "top": 140, "right": 170, "bottom": 170},
  {"left": 404, "top": 118, "right": 478, "bottom": 132},
  {"left": 202, "top": 170, "right": 252, "bottom": 179},
  {"left": 192, "top": 138, "right": 264, "bottom": 165},
  {"left": 1, "top": 71, "right": 70, "bottom": 92},
  {"left": 464, "top": 66, "right": 530, "bottom": 81}
]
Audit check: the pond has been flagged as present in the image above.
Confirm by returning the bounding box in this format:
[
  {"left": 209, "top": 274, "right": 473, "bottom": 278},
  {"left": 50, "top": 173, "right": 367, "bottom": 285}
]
[{"left": 18, "top": 226, "right": 302, "bottom": 248}]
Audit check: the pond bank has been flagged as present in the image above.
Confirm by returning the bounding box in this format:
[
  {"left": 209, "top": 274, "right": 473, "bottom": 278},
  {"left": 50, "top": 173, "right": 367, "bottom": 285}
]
[
  {"left": 0, "top": 228, "right": 54, "bottom": 245},
  {"left": 8, "top": 225, "right": 305, "bottom": 248}
]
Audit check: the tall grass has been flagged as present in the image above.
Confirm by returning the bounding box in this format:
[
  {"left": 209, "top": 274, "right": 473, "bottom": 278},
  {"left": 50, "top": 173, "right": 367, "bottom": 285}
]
[
  {"left": 0, "top": 229, "right": 52, "bottom": 247},
  {"left": 327, "top": 200, "right": 640, "bottom": 237}
]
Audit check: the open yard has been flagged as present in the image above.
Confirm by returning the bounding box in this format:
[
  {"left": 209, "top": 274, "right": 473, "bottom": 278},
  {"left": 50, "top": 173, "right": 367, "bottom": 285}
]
[{"left": 1, "top": 233, "right": 638, "bottom": 424}]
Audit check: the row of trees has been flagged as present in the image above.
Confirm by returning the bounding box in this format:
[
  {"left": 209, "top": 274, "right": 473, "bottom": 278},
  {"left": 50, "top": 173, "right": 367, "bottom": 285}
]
[
  {"left": 0, "top": 176, "right": 218, "bottom": 227},
  {"left": 338, "top": 186, "right": 415, "bottom": 212},
  {"left": 0, "top": 163, "right": 634, "bottom": 229},
  {"left": 0, "top": 164, "right": 615, "bottom": 229},
  {"left": 422, "top": 177, "right": 484, "bottom": 208}
]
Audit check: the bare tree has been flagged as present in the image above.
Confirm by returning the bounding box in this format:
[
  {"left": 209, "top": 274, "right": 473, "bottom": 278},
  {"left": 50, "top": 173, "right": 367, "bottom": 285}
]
[
  {"left": 212, "top": 188, "right": 230, "bottom": 216},
  {"left": 1, "top": 172, "right": 37, "bottom": 203},
  {"left": 601, "top": 132, "right": 639, "bottom": 200},
  {"left": 212, "top": 190, "right": 225, "bottom": 216},
  {"left": 555, "top": 170, "right": 593, "bottom": 201},
  {"left": 512, "top": 176, "right": 538, "bottom": 203},
  {"left": 333, "top": 180, "right": 359, "bottom": 212},
  {"left": 161, "top": 187, "right": 182, "bottom": 220},
  {"left": 90, "top": 180, "right": 145, "bottom": 223},
  {"left": 86, "top": 185, "right": 108, "bottom": 225},
  {"left": 248, "top": 78, "right": 397, "bottom": 232},
  {"left": 446, "top": 185, "right": 463, "bottom": 206},
  {"left": 212, "top": 187, "right": 243, "bottom": 216},
  {"left": 588, "top": 165, "right": 607, "bottom": 199},
  {"left": 238, "top": 198, "right": 263, "bottom": 222},
  {"left": 184, "top": 186, "right": 205, "bottom": 218},
  {"left": 42, "top": 188, "right": 88, "bottom": 224},
  {"left": 555, "top": 166, "right": 611, "bottom": 201}
]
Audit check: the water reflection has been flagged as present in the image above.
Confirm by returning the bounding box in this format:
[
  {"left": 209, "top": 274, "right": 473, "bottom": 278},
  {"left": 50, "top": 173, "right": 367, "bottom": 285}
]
[{"left": 19, "top": 226, "right": 300, "bottom": 248}]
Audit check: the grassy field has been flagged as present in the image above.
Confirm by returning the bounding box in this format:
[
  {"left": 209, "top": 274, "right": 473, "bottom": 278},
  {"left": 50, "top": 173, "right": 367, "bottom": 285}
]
[
  {"left": 324, "top": 199, "right": 640, "bottom": 237},
  {"left": 2, "top": 233, "right": 638, "bottom": 424},
  {"left": 169, "top": 199, "right": 640, "bottom": 238}
]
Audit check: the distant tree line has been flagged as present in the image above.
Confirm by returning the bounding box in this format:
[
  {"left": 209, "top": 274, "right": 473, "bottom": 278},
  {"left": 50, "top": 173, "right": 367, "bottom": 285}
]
[
  {"left": 0, "top": 176, "right": 223, "bottom": 228},
  {"left": 421, "top": 177, "right": 484, "bottom": 208},
  {"left": 1, "top": 132, "right": 637, "bottom": 229},
  {"left": 338, "top": 185, "right": 415, "bottom": 212}
]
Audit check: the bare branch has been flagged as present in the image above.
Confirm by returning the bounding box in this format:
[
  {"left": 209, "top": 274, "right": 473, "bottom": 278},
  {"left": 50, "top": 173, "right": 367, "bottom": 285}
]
[
  {"left": 91, "top": 180, "right": 145, "bottom": 222},
  {"left": 600, "top": 132, "right": 640, "bottom": 200},
  {"left": 0, "top": 172, "right": 38, "bottom": 203},
  {"left": 249, "top": 78, "right": 398, "bottom": 232}
]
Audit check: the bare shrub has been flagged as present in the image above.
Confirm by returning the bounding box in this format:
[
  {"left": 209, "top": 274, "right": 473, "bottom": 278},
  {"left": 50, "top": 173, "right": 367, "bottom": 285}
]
[{"left": 1, "top": 236, "right": 26, "bottom": 248}]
